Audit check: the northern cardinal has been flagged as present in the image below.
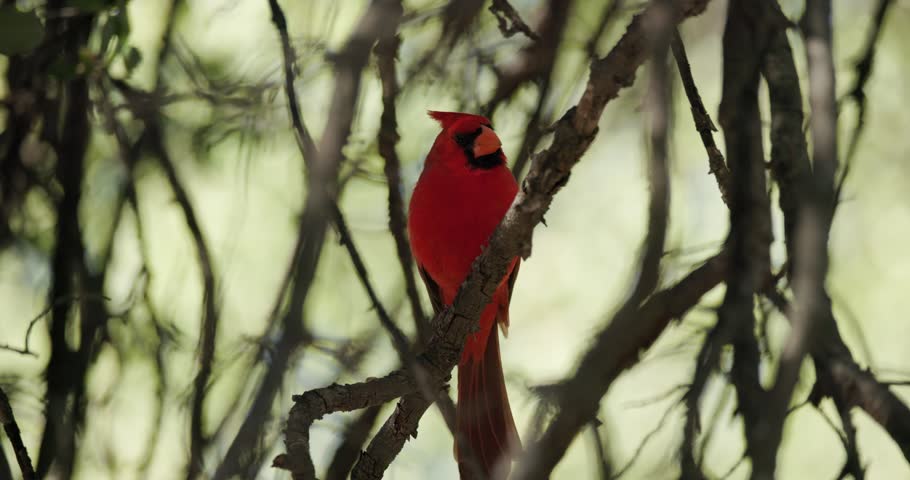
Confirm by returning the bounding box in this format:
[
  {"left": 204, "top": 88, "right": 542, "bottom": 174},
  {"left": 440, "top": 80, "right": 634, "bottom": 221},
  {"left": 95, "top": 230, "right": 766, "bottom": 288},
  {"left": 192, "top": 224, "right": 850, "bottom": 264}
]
[{"left": 408, "top": 111, "right": 521, "bottom": 479}]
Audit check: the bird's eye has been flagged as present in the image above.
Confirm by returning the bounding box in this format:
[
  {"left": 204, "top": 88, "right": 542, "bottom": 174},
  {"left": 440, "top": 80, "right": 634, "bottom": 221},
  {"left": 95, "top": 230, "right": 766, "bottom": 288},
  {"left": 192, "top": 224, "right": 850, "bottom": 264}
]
[{"left": 454, "top": 128, "right": 483, "bottom": 148}]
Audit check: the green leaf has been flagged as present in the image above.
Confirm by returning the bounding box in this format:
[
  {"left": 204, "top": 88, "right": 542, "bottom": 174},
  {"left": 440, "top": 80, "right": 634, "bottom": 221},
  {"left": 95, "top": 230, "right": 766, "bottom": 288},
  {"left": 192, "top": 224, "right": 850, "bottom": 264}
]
[{"left": 0, "top": 7, "right": 45, "bottom": 56}]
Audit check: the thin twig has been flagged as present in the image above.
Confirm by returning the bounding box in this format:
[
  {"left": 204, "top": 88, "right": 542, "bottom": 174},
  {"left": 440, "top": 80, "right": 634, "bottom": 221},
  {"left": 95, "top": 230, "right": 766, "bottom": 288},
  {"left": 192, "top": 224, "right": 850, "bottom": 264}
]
[
  {"left": 485, "top": 0, "right": 571, "bottom": 116},
  {"left": 0, "top": 294, "right": 109, "bottom": 357},
  {"left": 588, "top": 419, "right": 613, "bottom": 479},
  {"left": 374, "top": 34, "right": 430, "bottom": 345},
  {"left": 611, "top": 400, "right": 682, "bottom": 479},
  {"left": 752, "top": 1, "right": 840, "bottom": 476},
  {"left": 585, "top": 0, "right": 624, "bottom": 59},
  {"left": 836, "top": 0, "right": 895, "bottom": 204},
  {"left": 329, "top": 203, "right": 410, "bottom": 358},
  {"left": 489, "top": 0, "right": 539, "bottom": 41},
  {"left": 267, "top": 0, "right": 318, "bottom": 164},
  {"left": 324, "top": 406, "right": 383, "bottom": 480},
  {"left": 680, "top": 324, "right": 723, "bottom": 480},
  {"left": 831, "top": 399, "right": 865, "bottom": 479},
  {"left": 670, "top": 31, "right": 731, "bottom": 206},
  {"left": 714, "top": 0, "right": 773, "bottom": 472},
  {"left": 0, "top": 388, "right": 35, "bottom": 479},
  {"left": 275, "top": 3, "right": 406, "bottom": 478},
  {"left": 146, "top": 124, "right": 221, "bottom": 480}
]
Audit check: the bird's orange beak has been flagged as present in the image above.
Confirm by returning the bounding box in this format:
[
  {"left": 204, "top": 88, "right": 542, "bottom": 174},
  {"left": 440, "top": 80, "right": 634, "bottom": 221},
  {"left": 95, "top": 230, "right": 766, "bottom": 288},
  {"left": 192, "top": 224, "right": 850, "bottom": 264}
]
[{"left": 472, "top": 126, "right": 501, "bottom": 157}]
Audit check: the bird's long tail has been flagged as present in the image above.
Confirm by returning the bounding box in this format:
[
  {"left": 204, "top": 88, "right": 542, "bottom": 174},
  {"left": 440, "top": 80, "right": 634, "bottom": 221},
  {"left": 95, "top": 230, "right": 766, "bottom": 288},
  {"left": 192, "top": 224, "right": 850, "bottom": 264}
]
[{"left": 456, "top": 329, "right": 520, "bottom": 479}]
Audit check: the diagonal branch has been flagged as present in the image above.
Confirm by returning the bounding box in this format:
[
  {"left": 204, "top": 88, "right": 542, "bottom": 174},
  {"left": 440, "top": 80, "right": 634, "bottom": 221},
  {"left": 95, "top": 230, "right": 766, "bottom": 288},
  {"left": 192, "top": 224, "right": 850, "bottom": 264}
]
[
  {"left": 324, "top": 406, "right": 384, "bottom": 480},
  {"left": 838, "top": 0, "right": 894, "bottom": 201},
  {"left": 759, "top": 0, "right": 910, "bottom": 469},
  {"left": 214, "top": 1, "right": 405, "bottom": 479},
  {"left": 267, "top": 0, "right": 318, "bottom": 164},
  {"left": 375, "top": 34, "right": 430, "bottom": 345},
  {"left": 0, "top": 388, "right": 35, "bottom": 480},
  {"left": 485, "top": 0, "right": 572, "bottom": 117},
  {"left": 752, "top": 1, "right": 840, "bottom": 476},
  {"left": 716, "top": 0, "right": 773, "bottom": 472},
  {"left": 489, "top": 0, "right": 540, "bottom": 41},
  {"left": 146, "top": 124, "right": 221, "bottom": 480},
  {"left": 329, "top": 203, "right": 411, "bottom": 357},
  {"left": 502, "top": 0, "right": 574, "bottom": 179},
  {"left": 670, "top": 31, "right": 731, "bottom": 206},
  {"left": 510, "top": 5, "right": 678, "bottom": 478}
]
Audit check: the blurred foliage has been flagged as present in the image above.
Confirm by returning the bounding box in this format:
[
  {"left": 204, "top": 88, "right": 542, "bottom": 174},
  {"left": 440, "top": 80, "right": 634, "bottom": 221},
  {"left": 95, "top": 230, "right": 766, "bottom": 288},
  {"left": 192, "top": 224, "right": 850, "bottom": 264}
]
[{"left": 0, "top": 0, "right": 909, "bottom": 479}]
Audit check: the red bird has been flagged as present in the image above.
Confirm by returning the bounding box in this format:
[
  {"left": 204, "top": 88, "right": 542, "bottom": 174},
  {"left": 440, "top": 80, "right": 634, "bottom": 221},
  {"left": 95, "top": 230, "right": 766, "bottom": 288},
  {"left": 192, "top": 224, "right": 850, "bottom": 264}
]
[{"left": 408, "top": 111, "right": 521, "bottom": 479}]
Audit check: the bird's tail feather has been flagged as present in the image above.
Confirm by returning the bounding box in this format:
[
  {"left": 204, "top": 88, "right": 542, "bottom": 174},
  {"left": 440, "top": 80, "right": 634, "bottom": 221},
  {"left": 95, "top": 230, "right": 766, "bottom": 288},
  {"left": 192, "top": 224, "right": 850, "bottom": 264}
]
[{"left": 456, "top": 329, "right": 520, "bottom": 479}]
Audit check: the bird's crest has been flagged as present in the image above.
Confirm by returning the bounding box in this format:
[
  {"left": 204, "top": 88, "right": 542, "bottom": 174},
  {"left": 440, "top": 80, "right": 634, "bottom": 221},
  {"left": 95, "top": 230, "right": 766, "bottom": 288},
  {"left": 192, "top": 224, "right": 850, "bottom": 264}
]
[{"left": 428, "top": 110, "right": 491, "bottom": 130}]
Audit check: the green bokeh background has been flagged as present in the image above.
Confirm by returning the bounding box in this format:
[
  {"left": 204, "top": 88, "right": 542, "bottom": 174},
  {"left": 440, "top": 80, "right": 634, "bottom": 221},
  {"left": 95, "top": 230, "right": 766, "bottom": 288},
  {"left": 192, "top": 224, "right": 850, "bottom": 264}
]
[{"left": 1, "top": 0, "right": 909, "bottom": 478}]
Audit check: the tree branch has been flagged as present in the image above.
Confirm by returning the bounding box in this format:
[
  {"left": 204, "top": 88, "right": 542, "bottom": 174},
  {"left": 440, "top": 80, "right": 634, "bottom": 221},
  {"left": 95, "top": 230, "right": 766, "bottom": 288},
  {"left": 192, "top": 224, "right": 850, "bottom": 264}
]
[
  {"left": 510, "top": 4, "right": 678, "bottom": 477},
  {"left": 375, "top": 34, "right": 430, "bottom": 345},
  {"left": 758, "top": 0, "right": 910, "bottom": 466},
  {"left": 0, "top": 388, "right": 35, "bottom": 480},
  {"left": 838, "top": 0, "right": 894, "bottom": 201},
  {"left": 329, "top": 203, "right": 411, "bottom": 358},
  {"left": 752, "top": 1, "right": 840, "bottom": 476},
  {"left": 714, "top": 1, "right": 773, "bottom": 473},
  {"left": 325, "top": 406, "right": 384, "bottom": 480},
  {"left": 489, "top": 0, "right": 540, "bottom": 41},
  {"left": 670, "top": 31, "right": 731, "bottom": 206},
  {"left": 145, "top": 124, "right": 221, "bottom": 480},
  {"left": 267, "top": 0, "right": 318, "bottom": 164}
]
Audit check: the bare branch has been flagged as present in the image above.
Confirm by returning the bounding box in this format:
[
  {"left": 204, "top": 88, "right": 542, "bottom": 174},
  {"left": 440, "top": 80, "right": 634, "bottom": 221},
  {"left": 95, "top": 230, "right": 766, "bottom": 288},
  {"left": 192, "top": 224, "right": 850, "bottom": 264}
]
[
  {"left": 588, "top": 420, "right": 613, "bottom": 479},
  {"left": 489, "top": 0, "right": 540, "bottom": 41},
  {"left": 375, "top": 34, "right": 430, "bottom": 345},
  {"left": 485, "top": 0, "right": 571, "bottom": 116},
  {"left": 714, "top": 1, "right": 773, "bottom": 473},
  {"left": 275, "top": 2, "right": 406, "bottom": 478},
  {"left": 612, "top": 399, "right": 682, "bottom": 479},
  {"left": 0, "top": 294, "right": 109, "bottom": 357},
  {"left": 832, "top": 399, "right": 865, "bottom": 479},
  {"left": 494, "top": 0, "right": 574, "bottom": 178},
  {"left": 0, "top": 388, "right": 35, "bottom": 479},
  {"left": 764, "top": 283, "right": 910, "bottom": 464},
  {"left": 145, "top": 124, "right": 221, "bottom": 480},
  {"left": 751, "top": 1, "right": 841, "bottom": 476},
  {"left": 507, "top": 5, "right": 703, "bottom": 477},
  {"left": 329, "top": 202, "right": 410, "bottom": 358},
  {"left": 585, "top": 0, "right": 625, "bottom": 59},
  {"left": 325, "top": 406, "right": 383, "bottom": 480},
  {"left": 276, "top": 371, "right": 421, "bottom": 476},
  {"left": 267, "top": 0, "right": 318, "bottom": 164},
  {"left": 680, "top": 326, "right": 721, "bottom": 480},
  {"left": 670, "top": 31, "right": 731, "bottom": 206},
  {"left": 218, "top": 1, "right": 404, "bottom": 477},
  {"left": 37, "top": 23, "right": 96, "bottom": 475},
  {"left": 838, "top": 0, "right": 895, "bottom": 201}
]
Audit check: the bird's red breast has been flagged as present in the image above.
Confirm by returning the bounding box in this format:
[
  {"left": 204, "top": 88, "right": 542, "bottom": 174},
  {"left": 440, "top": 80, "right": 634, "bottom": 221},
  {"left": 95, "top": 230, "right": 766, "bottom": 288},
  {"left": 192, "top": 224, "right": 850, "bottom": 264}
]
[{"left": 408, "top": 111, "right": 518, "bottom": 359}]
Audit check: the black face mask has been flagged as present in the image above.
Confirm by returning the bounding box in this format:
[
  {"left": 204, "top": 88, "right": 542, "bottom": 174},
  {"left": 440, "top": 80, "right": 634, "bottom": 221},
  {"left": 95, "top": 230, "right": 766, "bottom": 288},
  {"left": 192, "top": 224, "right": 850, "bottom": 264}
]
[{"left": 454, "top": 127, "right": 504, "bottom": 170}]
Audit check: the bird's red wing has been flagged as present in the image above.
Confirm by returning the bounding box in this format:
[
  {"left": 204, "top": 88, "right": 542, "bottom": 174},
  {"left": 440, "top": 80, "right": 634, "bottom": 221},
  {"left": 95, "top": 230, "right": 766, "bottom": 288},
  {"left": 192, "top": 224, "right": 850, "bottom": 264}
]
[
  {"left": 505, "top": 260, "right": 520, "bottom": 305},
  {"left": 418, "top": 265, "right": 445, "bottom": 315},
  {"left": 497, "top": 259, "right": 520, "bottom": 337}
]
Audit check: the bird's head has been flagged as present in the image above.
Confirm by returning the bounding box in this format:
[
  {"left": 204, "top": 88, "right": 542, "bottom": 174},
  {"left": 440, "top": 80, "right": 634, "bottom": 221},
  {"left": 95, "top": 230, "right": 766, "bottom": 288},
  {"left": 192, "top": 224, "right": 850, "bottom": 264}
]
[{"left": 428, "top": 110, "right": 505, "bottom": 169}]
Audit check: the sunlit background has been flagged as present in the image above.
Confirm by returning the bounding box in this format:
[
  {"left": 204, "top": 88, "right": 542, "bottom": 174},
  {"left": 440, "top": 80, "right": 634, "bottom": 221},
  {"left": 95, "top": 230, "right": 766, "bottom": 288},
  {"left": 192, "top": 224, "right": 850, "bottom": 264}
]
[{"left": 1, "top": 0, "right": 910, "bottom": 478}]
